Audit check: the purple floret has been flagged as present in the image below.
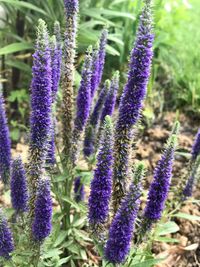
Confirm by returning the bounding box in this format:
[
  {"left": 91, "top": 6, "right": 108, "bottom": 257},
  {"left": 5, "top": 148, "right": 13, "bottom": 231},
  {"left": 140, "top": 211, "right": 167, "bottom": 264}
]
[
  {"left": 88, "top": 116, "right": 113, "bottom": 226},
  {"left": 74, "top": 176, "right": 85, "bottom": 202},
  {"left": 10, "top": 157, "right": 28, "bottom": 213},
  {"left": 32, "top": 179, "right": 52, "bottom": 241},
  {"left": 0, "top": 91, "right": 11, "bottom": 184},
  {"left": 0, "top": 211, "right": 14, "bottom": 259}
]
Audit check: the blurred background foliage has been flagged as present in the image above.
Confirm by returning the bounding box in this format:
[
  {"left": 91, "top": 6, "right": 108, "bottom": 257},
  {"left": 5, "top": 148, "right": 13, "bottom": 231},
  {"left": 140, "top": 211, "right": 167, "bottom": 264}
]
[{"left": 0, "top": 0, "right": 200, "bottom": 141}]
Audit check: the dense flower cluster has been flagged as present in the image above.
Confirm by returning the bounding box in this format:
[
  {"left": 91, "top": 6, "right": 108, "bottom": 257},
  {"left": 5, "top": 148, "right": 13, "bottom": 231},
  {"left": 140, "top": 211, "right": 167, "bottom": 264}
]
[
  {"left": 88, "top": 116, "right": 113, "bottom": 227},
  {"left": 113, "top": 0, "right": 154, "bottom": 212},
  {"left": 29, "top": 19, "right": 52, "bottom": 152},
  {"left": 71, "top": 49, "right": 92, "bottom": 163},
  {"left": 11, "top": 157, "right": 28, "bottom": 213},
  {"left": 0, "top": 211, "right": 14, "bottom": 259},
  {"left": 32, "top": 179, "right": 52, "bottom": 241},
  {"left": 100, "top": 71, "right": 119, "bottom": 124},
  {"left": 0, "top": 91, "right": 11, "bottom": 184},
  {"left": 105, "top": 163, "right": 144, "bottom": 264},
  {"left": 143, "top": 123, "right": 179, "bottom": 223}
]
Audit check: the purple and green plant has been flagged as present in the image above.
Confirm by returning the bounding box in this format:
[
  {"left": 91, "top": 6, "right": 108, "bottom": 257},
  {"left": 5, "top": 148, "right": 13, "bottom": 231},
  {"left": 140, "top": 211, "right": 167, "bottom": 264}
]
[
  {"left": 140, "top": 122, "right": 179, "bottom": 237},
  {"left": 0, "top": 91, "right": 11, "bottom": 185},
  {"left": 83, "top": 80, "right": 110, "bottom": 157},
  {"left": 71, "top": 47, "right": 92, "bottom": 164},
  {"left": 105, "top": 163, "right": 144, "bottom": 264},
  {"left": 28, "top": 19, "right": 52, "bottom": 225},
  {"left": 112, "top": 0, "right": 154, "bottom": 212},
  {"left": 88, "top": 115, "right": 113, "bottom": 229},
  {"left": 32, "top": 179, "right": 52, "bottom": 242}
]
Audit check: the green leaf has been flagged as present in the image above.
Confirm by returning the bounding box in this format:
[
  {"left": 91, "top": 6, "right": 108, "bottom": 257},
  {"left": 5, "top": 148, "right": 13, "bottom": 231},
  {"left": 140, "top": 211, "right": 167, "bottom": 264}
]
[
  {"left": 6, "top": 60, "right": 31, "bottom": 73},
  {"left": 57, "top": 256, "right": 71, "bottom": 265},
  {"left": 0, "top": 0, "right": 47, "bottom": 15},
  {"left": 42, "top": 249, "right": 62, "bottom": 259},
  {"left": 80, "top": 249, "right": 87, "bottom": 260},
  {"left": 155, "top": 236, "right": 180, "bottom": 243},
  {"left": 172, "top": 212, "right": 200, "bottom": 221},
  {"left": 0, "top": 42, "right": 33, "bottom": 56},
  {"left": 133, "top": 258, "right": 165, "bottom": 267},
  {"left": 156, "top": 221, "right": 180, "bottom": 236},
  {"left": 54, "top": 231, "right": 68, "bottom": 247},
  {"left": 73, "top": 216, "right": 87, "bottom": 227}
]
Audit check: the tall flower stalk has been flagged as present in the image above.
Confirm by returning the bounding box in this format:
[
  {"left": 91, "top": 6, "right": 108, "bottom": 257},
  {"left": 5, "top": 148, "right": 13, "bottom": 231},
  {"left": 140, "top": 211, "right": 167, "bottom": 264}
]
[
  {"left": 140, "top": 122, "right": 179, "bottom": 238},
  {"left": 97, "top": 28, "right": 108, "bottom": 86},
  {"left": 62, "top": 0, "right": 79, "bottom": 161},
  {"left": 46, "top": 29, "right": 62, "bottom": 165},
  {"left": 83, "top": 80, "right": 110, "bottom": 157},
  {"left": 0, "top": 91, "right": 11, "bottom": 185},
  {"left": 112, "top": 0, "right": 154, "bottom": 213},
  {"left": 71, "top": 48, "right": 92, "bottom": 164},
  {"left": 88, "top": 116, "right": 113, "bottom": 230},
  {"left": 105, "top": 163, "right": 144, "bottom": 264},
  {"left": 28, "top": 19, "right": 52, "bottom": 224}
]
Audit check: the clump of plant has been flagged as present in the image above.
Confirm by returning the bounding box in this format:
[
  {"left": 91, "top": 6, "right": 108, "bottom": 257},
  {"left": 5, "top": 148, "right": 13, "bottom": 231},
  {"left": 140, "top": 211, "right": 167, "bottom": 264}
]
[{"left": 0, "top": 0, "right": 199, "bottom": 266}]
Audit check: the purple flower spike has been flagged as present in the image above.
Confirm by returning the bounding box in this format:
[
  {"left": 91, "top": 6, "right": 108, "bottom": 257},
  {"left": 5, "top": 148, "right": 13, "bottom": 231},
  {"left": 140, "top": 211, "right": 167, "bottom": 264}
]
[
  {"left": 97, "top": 28, "right": 108, "bottom": 86},
  {"left": 0, "top": 91, "right": 11, "bottom": 184},
  {"left": 74, "top": 177, "right": 85, "bottom": 202},
  {"left": 100, "top": 71, "right": 119, "bottom": 123},
  {"left": 30, "top": 19, "right": 52, "bottom": 153},
  {"left": 183, "top": 155, "right": 200, "bottom": 198},
  {"left": 74, "top": 48, "right": 92, "bottom": 132},
  {"left": 90, "top": 47, "right": 100, "bottom": 98},
  {"left": 113, "top": 1, "right": 154, "bottom": 212},
  {"left": 11, "top": 157, "right": 28, "bottom": 213},
  {"left": 50, "top": 35, "right": 62, "bottom": 102},
  {"left": 32, "top": 179, "right": 52, "bottom": 242},
  {"left": 88, "top": 116, "right": 113, "bottom": 227},
  {"left": 64, "top": 0, "right": 78, "bottom": 14},
  {"left": 71, "top": 47, "right": 92, "bottom": 163},
  {"left": 83, "top": 80, "right": 110, "bottom": 157},
  {"left": 0, "top": 211, "right": 14, "bottom": 259},
  {"left": 144, "top": 123, "right": 179, "bottom": 221},
  {"left": 191, "top": 128, "right": 200, "bottom": 160},
  {"left": 105, "top": 163, "right": 144, "bottom": 264}
]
